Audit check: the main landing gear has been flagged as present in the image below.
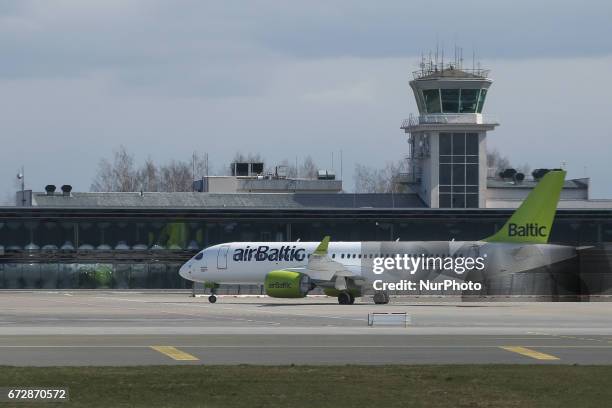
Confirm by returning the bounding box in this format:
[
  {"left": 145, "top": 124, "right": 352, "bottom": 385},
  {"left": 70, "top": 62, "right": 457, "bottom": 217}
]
[
  {"left": 337, "top": 292, "right": 355, "bottom": 305},
  {"left": 373, "top": 291, "right": 390, "bottom": 305}
]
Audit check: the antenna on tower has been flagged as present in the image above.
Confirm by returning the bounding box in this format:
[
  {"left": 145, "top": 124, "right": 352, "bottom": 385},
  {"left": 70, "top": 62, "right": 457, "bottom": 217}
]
[
  {"left": 435, "top": 40, "right": 439, "bottom": 70},
  {"left": 420, "top": 51, "right": 425, "bottom": 75}
]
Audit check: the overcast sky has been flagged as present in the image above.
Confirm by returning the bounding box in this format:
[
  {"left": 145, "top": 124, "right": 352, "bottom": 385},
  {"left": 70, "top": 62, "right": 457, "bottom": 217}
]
[{"left": 1, "top": 0, "right": 611, "bottom": 202}]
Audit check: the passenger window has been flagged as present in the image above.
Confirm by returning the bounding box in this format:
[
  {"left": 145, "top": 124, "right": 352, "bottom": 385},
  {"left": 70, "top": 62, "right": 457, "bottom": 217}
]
[
  {"left": 341, "top": 254, "right": 345, "bottom": 259},
  {"left": 332, "top": 254, "right": 336, "bottom": 259}
]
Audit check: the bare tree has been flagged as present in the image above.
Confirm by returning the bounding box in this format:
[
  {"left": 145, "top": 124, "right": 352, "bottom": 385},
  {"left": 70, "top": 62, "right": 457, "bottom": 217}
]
[
  {"left": 487, "top": 148, "right": 530, "bottom": 177},
  {"left": 354, "top": 160, "right": 408, "bottom": 193},
  {"left": 92, "top": 147, "right": 211, "bottom": 192},
  {"left": 515, "top": 163, "right": 531, "bottom": 176},
  {"left": 299, "top": 155, "right": 318, "bottom": 178},
  {"left": 159, "top": 160, "right": 193, "bottom": 192},
  {"left": 92, "top": 147, "right": 327, "bottom": 192},
  {"left": 192, "top": 152, "right": 209, "bottom": 180},
  {"left": 136, "top": 158, "right": 159, "bottom": 192},
  {"left": 486, "top": 149, "right": 511, "bottom": 175},
  {"left": 2, "top": 173, "right": 22, "bottom": 205},
  {"left": 91, "top": 146, "right": 138, "bottom": 192}
]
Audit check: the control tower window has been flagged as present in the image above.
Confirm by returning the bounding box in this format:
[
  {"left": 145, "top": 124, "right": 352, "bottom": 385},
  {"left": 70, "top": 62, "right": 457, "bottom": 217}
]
[
  {"left": 459, "top": 89, "right": 479, "bottom": 113},
  {"left": 466, "top": 133, "right": 479, "bottom": 155},
  {"left": 476, "top": 89, "right": 487, "bottom": 113},
  {"left": 439, "top": 133, "right": 452, "bottom": 155},
  {"left": 439, "top": 132, "right": 479, "bottom": 208},
  {"left": 441, "top": 89, "right": 459, "bottom": 113},
  {"left": 422, "top": 89, "right": 441, "bottom": 113}
]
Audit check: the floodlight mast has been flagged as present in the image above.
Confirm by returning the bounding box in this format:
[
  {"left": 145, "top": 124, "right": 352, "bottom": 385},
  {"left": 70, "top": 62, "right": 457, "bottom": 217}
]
[{"left": 17, "top": 166, "right": 25, "bottom": 206}]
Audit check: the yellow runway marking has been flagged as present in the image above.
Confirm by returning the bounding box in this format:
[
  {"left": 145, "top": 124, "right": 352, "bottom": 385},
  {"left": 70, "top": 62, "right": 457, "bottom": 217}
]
[
  {"left": 500, "top": 346, "right": 560, "bottom": 361},
  {"left": 150, "top": 346, "right": 199, "bottom": 361}
]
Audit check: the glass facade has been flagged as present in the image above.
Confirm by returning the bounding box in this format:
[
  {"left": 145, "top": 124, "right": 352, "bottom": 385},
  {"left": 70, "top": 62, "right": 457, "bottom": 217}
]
[
  {"left": 420, "top": 88, "right": 488, "bottom": 114},
  {"left": 439, "top": 132, "right": 479, "bottom": 208},
  {"left": 422, "top": 89, "right": 442, "bottom": 113},
  {"left": 0, "top": 209, "right": 611, "bottom": 289}
]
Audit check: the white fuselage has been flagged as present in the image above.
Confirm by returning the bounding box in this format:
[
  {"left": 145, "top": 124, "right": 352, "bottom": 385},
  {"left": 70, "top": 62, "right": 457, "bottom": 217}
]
[
  {"left": 180, "top": 242, "right": 362, "bottom": 284},
  {"left": 178, "top": 241, "right": 577, "bottom": 287}
]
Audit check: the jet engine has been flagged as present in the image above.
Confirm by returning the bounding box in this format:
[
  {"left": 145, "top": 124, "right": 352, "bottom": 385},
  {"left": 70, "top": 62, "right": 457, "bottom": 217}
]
[{"left": 264, "top": 270, "right": 312, "bottom": 298}]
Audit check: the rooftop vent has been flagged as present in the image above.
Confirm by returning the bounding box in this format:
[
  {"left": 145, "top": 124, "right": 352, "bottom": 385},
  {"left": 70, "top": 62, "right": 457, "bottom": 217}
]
[
  {"left": 514, "top": 172, "right": 525, "bottom": 183},
  {"left": 231, "top": 162, "right": 264, "bottom": 177},
  {"left": 532, "top": 168, "right": 563, "bottom": 181},
  {"left": 499, "top": 168, "right": 517, "bottom": 179},
  {"left": 317, "top": 170, "right": 336, "bottom": 180},
  {"left": 44, "top": 185, "right": 56, "bottom": 195},
  {"left": 60, "top": 184, "right": 72, "bottom": 196},
  {"left": 532, "top": 168, "right": 550, "bottom": 180},
  {"left": 499, "top": 168, "right": 524, "bottom": 184}
]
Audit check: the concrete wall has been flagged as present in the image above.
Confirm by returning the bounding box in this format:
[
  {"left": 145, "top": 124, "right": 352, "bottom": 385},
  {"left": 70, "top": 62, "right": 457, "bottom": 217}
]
[{"left": 205, "top": 176, "right": 342, "bottom": 193}]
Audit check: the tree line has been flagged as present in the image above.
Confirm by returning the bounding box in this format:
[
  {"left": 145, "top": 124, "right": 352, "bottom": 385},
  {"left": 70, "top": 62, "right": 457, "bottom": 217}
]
[
  {"left": 90, "top": 147, "right": 323, "bottom": 192},
  {"left": 90, "top": 146, "right": 524, "bottom": 193}
]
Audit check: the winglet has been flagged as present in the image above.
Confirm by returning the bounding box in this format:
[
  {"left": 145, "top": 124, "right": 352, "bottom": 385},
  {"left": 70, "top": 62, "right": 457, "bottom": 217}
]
[{"left": 314, "top": 236, "right": 331, "bottom": 255}]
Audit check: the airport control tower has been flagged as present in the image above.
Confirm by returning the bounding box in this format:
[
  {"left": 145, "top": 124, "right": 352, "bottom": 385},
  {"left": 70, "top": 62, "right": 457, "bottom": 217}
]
[{"left": 401, "top": 55, "right": 498, "bottom": 208}]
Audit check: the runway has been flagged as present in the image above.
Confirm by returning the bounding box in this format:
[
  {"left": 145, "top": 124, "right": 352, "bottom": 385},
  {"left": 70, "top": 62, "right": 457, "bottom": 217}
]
[{"left": 2, "top": 291, "right": 612, "bottom": 366}]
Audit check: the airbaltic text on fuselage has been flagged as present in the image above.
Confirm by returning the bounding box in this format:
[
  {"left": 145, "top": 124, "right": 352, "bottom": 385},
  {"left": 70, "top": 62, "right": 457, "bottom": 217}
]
[
  {"left": 233, "top": 246, "right": 306, "bottom": 262},
  {"left": 508, "top": 223, "right": 547, "bottom": 237}
]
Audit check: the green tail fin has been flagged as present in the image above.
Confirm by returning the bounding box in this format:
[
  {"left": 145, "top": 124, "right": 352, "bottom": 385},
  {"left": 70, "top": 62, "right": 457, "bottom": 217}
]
[{"left": 484, "top": 170, "right": 566, "bottom": 244}]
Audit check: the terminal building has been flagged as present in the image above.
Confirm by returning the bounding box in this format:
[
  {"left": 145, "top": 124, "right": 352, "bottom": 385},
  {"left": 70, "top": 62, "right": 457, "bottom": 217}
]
[{"left": 1, "top": 59, "right": 612, "bottom": 297}]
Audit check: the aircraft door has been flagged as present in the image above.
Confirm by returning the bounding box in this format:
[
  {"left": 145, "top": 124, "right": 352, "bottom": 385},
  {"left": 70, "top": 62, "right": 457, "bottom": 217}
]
[{"left": 217, "top": 245, "right": 230, "bottom": 269}]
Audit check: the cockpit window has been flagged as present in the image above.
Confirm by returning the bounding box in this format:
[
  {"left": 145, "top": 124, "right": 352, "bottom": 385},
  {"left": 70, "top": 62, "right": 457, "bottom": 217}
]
[{"left": 195, "top": 252, "right": 204, "bottom": 260}]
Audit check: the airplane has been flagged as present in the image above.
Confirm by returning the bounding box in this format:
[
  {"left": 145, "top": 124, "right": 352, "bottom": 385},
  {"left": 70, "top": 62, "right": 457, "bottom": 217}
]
[{"left": 179, "top": 170, "right": 576, "bottom": 304}]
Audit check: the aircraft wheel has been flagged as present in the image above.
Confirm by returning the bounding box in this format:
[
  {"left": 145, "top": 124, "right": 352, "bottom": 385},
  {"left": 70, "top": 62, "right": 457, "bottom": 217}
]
[
  {"left": 338, "top": 292, "right": 351, "bottom": 305},
  {"left": 208, "top": 295, "right": 217, "bottom": 304},
  {"left": 373, "top": 291, "right": 390, "bottom": 305}
]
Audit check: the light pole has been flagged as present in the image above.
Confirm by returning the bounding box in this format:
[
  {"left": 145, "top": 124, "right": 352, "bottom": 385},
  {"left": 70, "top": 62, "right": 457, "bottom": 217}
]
[{"left": 17, "top": 167, "right": 25, "bottom": 206}]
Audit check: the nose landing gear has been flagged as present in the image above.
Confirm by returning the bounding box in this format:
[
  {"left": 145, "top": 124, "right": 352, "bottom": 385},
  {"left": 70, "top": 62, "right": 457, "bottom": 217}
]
[
  {"left": 337, "top": 292, "right": 355, "bottom": 305},
  {"left": 208, "top": 286, "right": 218, "bottom": 303}
]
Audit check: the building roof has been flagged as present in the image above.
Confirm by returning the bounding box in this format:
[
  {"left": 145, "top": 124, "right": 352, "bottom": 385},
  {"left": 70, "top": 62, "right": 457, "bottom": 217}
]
[
  {"left": 413, "top": 67, "right": 490, "bottom": 81},
  {"left": 30, "top": 191, "right": 426, "bottom": 209},
  {"left": 486, "top": 178, "right": 589, "bottom": 189}
]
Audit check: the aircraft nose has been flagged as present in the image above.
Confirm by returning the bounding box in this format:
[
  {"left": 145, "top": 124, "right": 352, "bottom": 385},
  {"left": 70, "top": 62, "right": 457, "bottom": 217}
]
[{"left": 179, "top": 263, "right": 192, "bottom": 279}]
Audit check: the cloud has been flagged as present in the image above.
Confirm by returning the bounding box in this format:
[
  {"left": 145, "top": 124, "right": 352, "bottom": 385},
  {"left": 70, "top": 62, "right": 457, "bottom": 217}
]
[
  {"left": 0, "top": 1, "right": 611, "bottom": 199},
  {"left": 0, "top": 1, "right": 610, "bottom": 83}
]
